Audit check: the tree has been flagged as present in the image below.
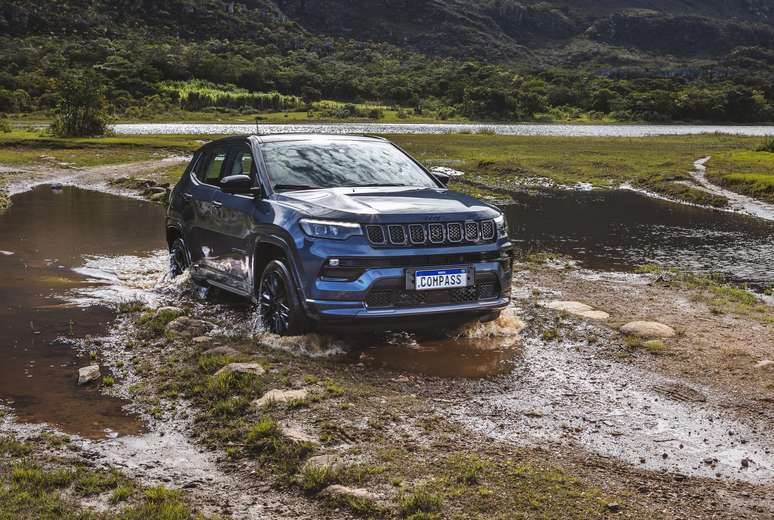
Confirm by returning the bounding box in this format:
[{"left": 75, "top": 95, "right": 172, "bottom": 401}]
[{"left": 51, "top": 71, "right": 110, "bottom": 137}]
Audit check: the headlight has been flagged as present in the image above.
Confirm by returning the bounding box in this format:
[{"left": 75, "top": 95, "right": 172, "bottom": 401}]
[
  {"left": 494, "top": 213, "right": 509, "bottom": 238},
  {"left": 299, "top": 219, "right": 363, "bottom": 240}
]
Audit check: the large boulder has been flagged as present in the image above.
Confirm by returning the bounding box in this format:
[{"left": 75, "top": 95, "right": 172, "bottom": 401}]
[
  {"left": 78, "top": 365, "right": 101, "bottom": 385},
  {"left": 620, "top": 321, "right": 675, "bottom": 338},
  {"left": 165, "top": 317, "right": 215, "bottom": 338}
]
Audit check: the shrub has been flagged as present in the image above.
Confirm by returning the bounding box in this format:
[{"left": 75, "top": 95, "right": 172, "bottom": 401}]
[
  {"left": 756, "top": 139, "right": 774, "bottom": 153},
  {"left": 51, "top": 71, "right": 110, "bottom": 137}
]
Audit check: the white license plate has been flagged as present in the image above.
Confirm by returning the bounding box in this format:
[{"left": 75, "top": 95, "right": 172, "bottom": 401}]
[{"left": 413, "top": 268, "right": 469, "bottom": 291}]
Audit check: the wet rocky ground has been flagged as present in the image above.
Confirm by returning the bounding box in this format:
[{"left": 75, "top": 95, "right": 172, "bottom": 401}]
[{"left": 1, "top": 161, "right": 773, "bottom": 518}]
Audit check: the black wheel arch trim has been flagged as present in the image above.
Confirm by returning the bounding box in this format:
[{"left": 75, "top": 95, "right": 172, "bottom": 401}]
[{"left": 250, "top": 231, "right": 309, "bottom": 312}]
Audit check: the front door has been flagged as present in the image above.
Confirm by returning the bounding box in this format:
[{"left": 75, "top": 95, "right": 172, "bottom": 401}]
[{"left": 209, "top": 145, "right": 260, "bottom": 295}]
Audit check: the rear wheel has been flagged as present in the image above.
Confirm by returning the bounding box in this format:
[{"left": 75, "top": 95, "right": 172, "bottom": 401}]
[
  {"left": 258, "top": 259, "right": 310, "bottom": 336},
  {"left": 169, "top": 237, "right": 190, "bottom": 278}
]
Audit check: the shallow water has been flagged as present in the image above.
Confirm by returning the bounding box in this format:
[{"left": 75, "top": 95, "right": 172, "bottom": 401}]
[
  {"left": 450, "top": 330, "right": 774, "bottom": 484},
  {"left": 0, "top": 186, "right": 165, "bottom": 438},
  {"left": 503, "top": 189, "right": 774, "bottom": 284},
  {"left": 111, "top": 122, "right": 774, "bottom": 137}
]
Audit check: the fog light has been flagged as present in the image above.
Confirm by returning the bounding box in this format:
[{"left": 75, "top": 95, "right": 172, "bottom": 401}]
[{"left": 329, "top": 258, "right": 340, "bottom": 267}]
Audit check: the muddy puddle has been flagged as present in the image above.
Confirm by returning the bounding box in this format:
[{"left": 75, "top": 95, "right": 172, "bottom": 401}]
[
  {"left": 503, "top": 189, "right": 774, "bottom": 285},
  {"left": 0, "top": 186, "right": 165, "bottom": 438}
]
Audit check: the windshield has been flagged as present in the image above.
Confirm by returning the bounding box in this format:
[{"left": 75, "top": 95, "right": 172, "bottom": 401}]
[{"left": 260, "top": 140, "right": 438, "bottom": 192}]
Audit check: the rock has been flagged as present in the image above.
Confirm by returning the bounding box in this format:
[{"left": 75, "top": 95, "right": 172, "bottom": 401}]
[
  {"left": 320, "top": 485, "right": 377, "bottom": 502},
  {"left": 165, "top": 317, "right": 215, "bottom": 338},
  {"left": 192, "top": 336, "right": 215, "bottom": 345},
  {"left": 78, "top": 365, "right": 101, "bottom": 385},
  {"left": 202, "top": 346, "right": 239, "bottom": 357},
  {"left": 50, "top": 182, "right": 64, "bottom": 190},
  {"left": 741, "top": 458, "right": 750, "bottom": 468},
  {"left": 579, "top": 310, "right": 610, "bottom": 320},
  {"left": 280, "top": 424, "right": 318, "bottom": 445},
  {"left": 253, "top": 388, "right": 308, "bottom": 408},
  {"left": 303, "top": 454, "right": 339, "bottom": 471},
  {"left": 620, "top": 321, "right": 675, "bottom": 339},
  {"left": 546, "top": 301, "right": 609, "bottom": 320},
  {"left": 755, "top": 360, "right": 773, "bottom": 370},
  {"left": 214, "top": 363, "right": 265, "bottom": 377},
  {"left": 606, "top": 503, "right": 621, "bottom": 513},
  {"left": 547, "top": 301, "right": 593, "bottom": 314},
  {"left": 145, "top": 186, "right": 168, "bottom": 195}
]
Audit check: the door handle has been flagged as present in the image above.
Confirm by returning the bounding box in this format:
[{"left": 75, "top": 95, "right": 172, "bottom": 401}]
[
  {"left": 183, "top": 192, "right": 193, "bottom": 200},
  {"left": 212, "top": 200, "right": 223, "bottom": 208}
]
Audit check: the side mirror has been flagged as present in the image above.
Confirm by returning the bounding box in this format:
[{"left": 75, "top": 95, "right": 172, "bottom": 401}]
[
  {"left": 429, "top": 166, "right": 463, "bottom": 187},
  {"left": 221, "top": 175, "right": 257, "bottom": 195},
  {"left": 432, "top": 171, "right": 451, "bottom": 186}
]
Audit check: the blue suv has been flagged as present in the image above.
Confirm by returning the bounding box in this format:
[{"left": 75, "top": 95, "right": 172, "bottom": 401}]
[{"left": 166, "top": 134, "right": 513, "bottom": 335}]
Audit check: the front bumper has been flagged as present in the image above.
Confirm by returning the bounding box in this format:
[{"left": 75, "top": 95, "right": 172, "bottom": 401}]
[{"left": 295, "top": 236, "right": 513, "bottom": 321}]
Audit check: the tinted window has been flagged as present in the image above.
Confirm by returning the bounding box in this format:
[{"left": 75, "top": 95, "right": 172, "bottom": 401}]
[
  {"left": 260, "top": 141, "right": 437, "bottom": 192},
  {"left": 228, "top": 147, "right": 254, "bottom": 177},
  {"left": 198, "top": 149, "right": 227, "bottom": 186}
]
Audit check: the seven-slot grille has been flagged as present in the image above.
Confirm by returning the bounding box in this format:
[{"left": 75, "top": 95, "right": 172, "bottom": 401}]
[{"left": 366, "top": 220, "right": 496, "bottom": 247}]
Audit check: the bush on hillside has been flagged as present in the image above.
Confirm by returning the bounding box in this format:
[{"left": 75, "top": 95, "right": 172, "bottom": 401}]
[{"left": 51, "top": 72, "right": 110, "bottom": 137}]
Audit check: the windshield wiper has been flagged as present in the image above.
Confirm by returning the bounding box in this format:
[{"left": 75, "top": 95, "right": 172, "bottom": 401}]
[
  {"left": 273, "top": 184, "right": 320, "bottom": 192},
  {"left": 348, "top": 183, "right": 407, "bottom": 188}
]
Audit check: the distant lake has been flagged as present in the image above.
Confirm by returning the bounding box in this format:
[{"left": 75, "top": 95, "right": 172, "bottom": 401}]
[{"left": 112, "top": 122, "right": 774, "bottom": 137}]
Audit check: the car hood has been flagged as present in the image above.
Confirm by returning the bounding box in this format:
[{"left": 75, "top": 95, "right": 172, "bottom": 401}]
[{"left": 274, "top": 187, "right": 499, "bottom": 222}]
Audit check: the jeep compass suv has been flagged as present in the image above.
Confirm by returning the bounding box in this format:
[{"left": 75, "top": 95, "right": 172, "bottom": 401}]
[{"left": 166, "top": 134, "right": 513, "bottom": 335}]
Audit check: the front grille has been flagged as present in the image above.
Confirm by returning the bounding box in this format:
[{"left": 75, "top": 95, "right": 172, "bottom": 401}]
[
  {"left": 366, "top": 225, "right": 385, "bottom": 244},
  {"left": 365, "top": 276, "right": 501, "bottom": 309},
  {"left": 388, "top": 225, "right": 406, "bottom": 245},
  {"left": 408, "top": 224, "right": 426, "bottom": 244},
  {"left": 465, "top": 222, "right": 479, "bottom": 241},
  {"left": 481, "top": 220, "right": 495, "bottom": 240},
  {"left": 367, "top": 220, "right": 495, "bottom": 248}
]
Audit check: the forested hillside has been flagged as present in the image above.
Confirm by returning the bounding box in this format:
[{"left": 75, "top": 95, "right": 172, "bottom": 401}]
[{"left": 1, "top": 0, "right": 773, "bottom": 122}]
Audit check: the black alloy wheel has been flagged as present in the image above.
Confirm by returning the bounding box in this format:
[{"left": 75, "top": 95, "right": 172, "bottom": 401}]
[{"left": 258, "top": 259, "right": 309, "bottom": 336}]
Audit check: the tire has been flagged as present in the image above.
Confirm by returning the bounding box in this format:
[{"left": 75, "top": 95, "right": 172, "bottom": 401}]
[
  {"left": 257, "top": 259, "right": 310, "bottom": 336},
  {"left": 169, "top": 237, "right": 190, "bottom": 278}
]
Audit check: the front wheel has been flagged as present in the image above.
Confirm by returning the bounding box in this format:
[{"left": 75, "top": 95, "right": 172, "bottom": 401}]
[
  {"left": 257, "top": 259, "right": 310, "bottom": 336},
  {"left": 169, "top": 237, "right": 190, "bottom": 278}
]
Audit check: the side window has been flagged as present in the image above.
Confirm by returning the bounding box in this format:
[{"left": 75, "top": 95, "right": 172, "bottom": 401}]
[
  {"left": 197, "top": 149, "right": 227, "bottom": 186},
  {"left": 228, "top": 147, "right": 255, "bottom": 177}
]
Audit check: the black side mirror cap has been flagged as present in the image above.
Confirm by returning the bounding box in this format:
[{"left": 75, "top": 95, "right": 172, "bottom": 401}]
[
  {"left": 221, "top": 174, "right": 257, "bottom": 195},
  {"left": 432, "top": 172, "right": 451, "bottom": 186}
]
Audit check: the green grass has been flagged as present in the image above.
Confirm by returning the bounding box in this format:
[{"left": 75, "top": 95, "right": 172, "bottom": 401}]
[
  {"left": 390, "top": 133, "right": 774, "bottom": 206},
  {"left": 0, "top": 130, "right": 201, "bottom": 168},
  {"left": 708, "top": 147, "right": 774, "bottom": 203},
  {"left": 636, "top": 264, "right": 773, "bottom": 323},
  {"left": 0, "top": 444, "right": 209, "bottom": 520}
]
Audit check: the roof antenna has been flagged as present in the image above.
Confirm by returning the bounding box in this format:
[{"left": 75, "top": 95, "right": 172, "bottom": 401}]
[{"left": 255, "top": 117, "right": 263, "bottom": 135}]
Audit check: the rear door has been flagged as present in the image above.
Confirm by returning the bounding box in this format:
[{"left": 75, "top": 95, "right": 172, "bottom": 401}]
[
  {"left": 187, "top": 146, "right": 227, "bottom": 273},
  {"left": 210, "top": 144, "right": 260, "bottom": 294}
]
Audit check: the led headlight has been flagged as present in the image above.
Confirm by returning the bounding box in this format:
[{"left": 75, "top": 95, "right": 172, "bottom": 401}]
[
  {"left": 494, "top": 213, "right": 509, "bottom": 238},
  {"left": 299, "top": 219, "right": 363, "bottom": 240}
]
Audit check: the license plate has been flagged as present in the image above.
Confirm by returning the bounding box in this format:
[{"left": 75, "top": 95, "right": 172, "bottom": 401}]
[{"left": 409, "top": 267, "right": 471, "bottom": 291}]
